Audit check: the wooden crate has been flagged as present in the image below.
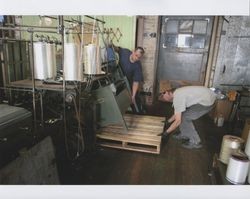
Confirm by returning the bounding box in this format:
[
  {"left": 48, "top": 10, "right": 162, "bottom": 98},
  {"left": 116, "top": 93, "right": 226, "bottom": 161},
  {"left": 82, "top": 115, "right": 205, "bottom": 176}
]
[
  {"left": 96, "top": 114, "right": 165, "bottom": 154},
  {"left": 209, "top": 99, "right": 233, "bottom": 121}
]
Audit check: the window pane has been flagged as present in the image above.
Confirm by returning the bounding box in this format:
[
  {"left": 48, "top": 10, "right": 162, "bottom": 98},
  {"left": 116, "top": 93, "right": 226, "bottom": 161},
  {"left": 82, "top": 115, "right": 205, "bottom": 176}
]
[
  {"left": 0, "top": 15, "right": 4, "bottom": 23},
  {"left": 165, "top": 34, "right": 178, "bottom": 47},
  {"left": 166, "top": 20, "right": 178, "bottom": 33},
  {"left": 177, "top": 34, "right": 192, "bottom": 48},
  {"left": 192, "top": 35, "right": 206, "bottom": 48},
  {"left": 193, "top": 20, "right": 208, "bottom": 34},
  {"left": 179, "top": 20, "right": 193, "bottom": 33}
]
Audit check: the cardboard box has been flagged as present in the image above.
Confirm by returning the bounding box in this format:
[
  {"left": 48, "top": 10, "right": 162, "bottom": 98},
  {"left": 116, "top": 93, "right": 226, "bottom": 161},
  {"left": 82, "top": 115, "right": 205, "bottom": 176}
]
[
  {"left": 159, "top": 80, "right": 172, "bottom": 93},
  {"left": 241, "top": 118, "right": 250, "bottom": 141},
  {"left": 210, "top": 99, "right": 233, "bottom": 121},
  {"left": 159, "top": 80, "right": 192, "bottom": 93}
]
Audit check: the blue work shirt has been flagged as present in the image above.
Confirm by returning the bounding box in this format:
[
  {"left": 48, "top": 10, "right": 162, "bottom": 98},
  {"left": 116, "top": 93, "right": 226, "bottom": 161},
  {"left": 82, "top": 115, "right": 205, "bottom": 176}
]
[{"left": 118, "top": 48, "right": 143, "bottom": 85}]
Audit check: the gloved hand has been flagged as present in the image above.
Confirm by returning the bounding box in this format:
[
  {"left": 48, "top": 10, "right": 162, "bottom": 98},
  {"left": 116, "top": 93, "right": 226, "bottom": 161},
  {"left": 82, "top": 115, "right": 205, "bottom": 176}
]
[{"left": 157, "top": 119, "right": 171, "bottom": 136}]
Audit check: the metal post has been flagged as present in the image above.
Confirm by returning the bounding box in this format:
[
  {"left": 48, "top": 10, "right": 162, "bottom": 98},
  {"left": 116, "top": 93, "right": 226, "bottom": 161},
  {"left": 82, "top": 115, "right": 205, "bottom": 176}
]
[
  {"left": 39, "top": 91, "right": 44, "bottom": 127},
  {"left": 3, "top": 36, "right": 13, "bottom": 105},
  {"left": 59, "top": 15, "right": 69, "bottom": 157},
  {"left": 0, "top": 42, "right": 7, "bottom": 87},
  {"left": 29, "top": 30, "right": 37, "bottom": 134}
]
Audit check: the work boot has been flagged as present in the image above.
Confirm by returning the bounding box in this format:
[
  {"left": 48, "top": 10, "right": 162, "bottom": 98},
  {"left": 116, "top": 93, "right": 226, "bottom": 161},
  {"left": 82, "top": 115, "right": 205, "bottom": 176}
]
[
  {"left": 172, "top": 132, "right": 189, "bottom": 142},
  {"left": 181, "top": 141, "right": 203, "bottom": 149}
]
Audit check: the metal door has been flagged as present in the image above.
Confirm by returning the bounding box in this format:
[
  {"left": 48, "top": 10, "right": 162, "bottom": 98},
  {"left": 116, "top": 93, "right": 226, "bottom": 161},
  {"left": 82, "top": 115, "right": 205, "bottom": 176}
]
[
  {"left": 157, "top": 16, "right": 214, "bottom": 87},
  {"left": 213, "top": 16, "right": 250, "bottom": 87}
]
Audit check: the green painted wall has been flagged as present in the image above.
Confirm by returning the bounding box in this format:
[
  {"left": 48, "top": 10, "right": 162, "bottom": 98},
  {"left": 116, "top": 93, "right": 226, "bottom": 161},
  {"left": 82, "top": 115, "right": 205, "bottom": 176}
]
[
  {"left": 20, "top": 16, "right": 81, "bottom": 42},
  {"left": 20, "top": 15, "right": 136, "bottom": 50},
  {"left": 102, "top": 16, "right": 136, "bottom": 50}
]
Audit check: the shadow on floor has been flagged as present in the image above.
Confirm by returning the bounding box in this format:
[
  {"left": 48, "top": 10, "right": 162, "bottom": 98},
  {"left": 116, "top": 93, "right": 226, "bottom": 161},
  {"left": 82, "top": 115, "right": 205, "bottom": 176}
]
[{"left": 57, "top": 101, "right": 236, "bottom": 185}]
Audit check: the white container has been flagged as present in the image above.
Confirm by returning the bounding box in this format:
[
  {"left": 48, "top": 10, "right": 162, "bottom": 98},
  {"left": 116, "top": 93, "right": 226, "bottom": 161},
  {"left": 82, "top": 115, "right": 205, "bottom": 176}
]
[
  {"left": 217, "top": 115, "right": 224, "bottom": 127},
  {"left": 214, "top": 117, "right": 217, "bottom": 124},
  {"left": 226, "top": 154, "right": 249, "bottom": 184},
  {"left": 244, "top": 131, "right": 250, "bottom": 158},
  {"left": 219, "top": 135, "right": 244, "bottom": 164}
]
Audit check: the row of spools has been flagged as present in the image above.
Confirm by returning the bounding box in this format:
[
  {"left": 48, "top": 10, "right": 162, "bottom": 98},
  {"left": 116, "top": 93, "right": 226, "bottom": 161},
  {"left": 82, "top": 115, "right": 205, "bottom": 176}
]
[
  {"left": 33, "top": 42, "right": 103, "bottom": 81},
  {"left": 219, "top": 132, "right": 250, "bottom": 184}
]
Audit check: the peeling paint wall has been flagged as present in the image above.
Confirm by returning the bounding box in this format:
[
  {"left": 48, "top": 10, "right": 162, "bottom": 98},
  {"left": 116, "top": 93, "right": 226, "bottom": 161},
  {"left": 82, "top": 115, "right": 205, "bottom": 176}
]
[{"left": 137, "top": 16, "right": 160, "bottom": 104}]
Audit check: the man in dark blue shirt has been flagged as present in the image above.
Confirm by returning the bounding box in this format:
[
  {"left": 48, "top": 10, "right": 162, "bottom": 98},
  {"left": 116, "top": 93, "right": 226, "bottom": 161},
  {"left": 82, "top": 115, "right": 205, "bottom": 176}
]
[{"left": 115, "top": 46, "right": 145, "bottom": 106}]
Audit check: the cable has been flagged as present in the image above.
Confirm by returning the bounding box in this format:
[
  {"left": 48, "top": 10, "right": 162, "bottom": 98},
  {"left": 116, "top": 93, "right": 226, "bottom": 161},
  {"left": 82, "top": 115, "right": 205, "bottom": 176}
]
[{"left": 72, "top": 95, "right": 85, "bottom": 157}]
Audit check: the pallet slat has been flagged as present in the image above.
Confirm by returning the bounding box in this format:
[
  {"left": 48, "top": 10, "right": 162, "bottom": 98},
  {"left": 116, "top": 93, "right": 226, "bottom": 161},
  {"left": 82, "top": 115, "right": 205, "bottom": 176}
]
[
  {"left": 97, "top": 132, "right": 161, "bottom": 144},
  {"left": 104, "top": 125, "right": 164, "bottom": 135},
  {"left": 96, "top": 114, "right": 164, "bottom": 154},
  {"left": 100, "top": 127, "right": 163, "bottom": 137},
  {"left": 124, "top": 115, "right": 165, "bottom": 124},
  {"left": 99, "top": 142, "right": 160, "bottom": 154}
]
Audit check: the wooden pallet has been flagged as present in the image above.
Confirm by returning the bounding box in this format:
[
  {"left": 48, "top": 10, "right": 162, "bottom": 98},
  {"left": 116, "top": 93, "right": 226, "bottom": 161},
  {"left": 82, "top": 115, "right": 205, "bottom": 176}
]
[{"left": 96, "top": 114, "right": 165, "bottom": 154}]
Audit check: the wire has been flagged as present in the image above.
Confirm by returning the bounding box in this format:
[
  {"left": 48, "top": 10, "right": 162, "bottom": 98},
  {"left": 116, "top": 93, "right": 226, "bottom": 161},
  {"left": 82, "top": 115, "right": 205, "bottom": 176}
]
[
  {"left": 91, "top": 16, "right": 97, "bottom": 44},
  {"left": 72, "top": 95, "right": 85, "bottom": 157}
]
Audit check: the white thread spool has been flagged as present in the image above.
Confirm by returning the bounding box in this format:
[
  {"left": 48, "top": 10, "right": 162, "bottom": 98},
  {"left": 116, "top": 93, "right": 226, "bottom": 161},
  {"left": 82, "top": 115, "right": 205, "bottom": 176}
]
[
  {"left": 226, "top": 153, "right": 249, "bottom": 184},
  {"left": 248, "top": 165, "right": 250, "bottom": 184},
  {"left": 84, "top": 44, "right": 102, "bottom": 75},
  {"left": 244, "top": 130, "right": 250, "bottom": 158},
  {"left": 33, "top": 42, "right": 48, "bottom": 80},
  {"left": 219, "top": 135, "right": 244, "bottom": 164},
  {"left": 46, "top": 43, "right": 56, "bottom": 79},
  {"left": 64, "top": 43, "right": 82, "bottom": 81},
  {"left": 245, "top": 132, "right": 250, "bottom": 184}
]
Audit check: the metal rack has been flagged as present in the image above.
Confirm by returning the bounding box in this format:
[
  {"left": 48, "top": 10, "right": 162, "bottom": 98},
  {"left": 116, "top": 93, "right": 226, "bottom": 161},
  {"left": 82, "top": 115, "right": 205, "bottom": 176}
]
[{"left": 0, "top": 15, "right": 109, "bottom": 160}]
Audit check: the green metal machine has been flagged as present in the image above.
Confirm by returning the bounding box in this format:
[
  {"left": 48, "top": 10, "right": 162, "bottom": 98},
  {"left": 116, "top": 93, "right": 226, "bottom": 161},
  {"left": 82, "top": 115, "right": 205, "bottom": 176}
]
[{"left": 92, "top": 78, "right": 131, "bottom": 131}]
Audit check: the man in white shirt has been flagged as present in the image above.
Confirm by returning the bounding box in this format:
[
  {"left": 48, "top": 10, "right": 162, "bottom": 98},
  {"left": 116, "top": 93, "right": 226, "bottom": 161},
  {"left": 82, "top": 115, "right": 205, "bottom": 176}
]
[{"left": 159, "top": 86, "right": 216, "bottom": 149}]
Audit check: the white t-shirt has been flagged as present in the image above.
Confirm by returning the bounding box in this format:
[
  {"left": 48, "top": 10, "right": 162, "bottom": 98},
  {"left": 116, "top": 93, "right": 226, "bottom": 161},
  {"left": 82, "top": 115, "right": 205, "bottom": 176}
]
[{"left": 173, "top": 86, "right": 216, "bottom": 113}]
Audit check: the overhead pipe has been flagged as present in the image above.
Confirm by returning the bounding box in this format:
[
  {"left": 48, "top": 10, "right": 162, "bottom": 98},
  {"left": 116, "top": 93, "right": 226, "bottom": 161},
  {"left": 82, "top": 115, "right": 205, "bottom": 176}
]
[
  {"left": 42, "top": 15, "right": 94, "bottom": 27},
  {"left": 0, "top": 22, "right": 93, "bottom": 34},
  {"left": 0, "top": 26, "right": 58, "bottom": 34},
  {"left": 13, "top": 24, "right": 58, "bottom": 29},
  {"left": 85, "top": 15, "right": 105, "bottom": 24},
  {"left": 0, "top": 86, "right": 34, "bottom": 92}
]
